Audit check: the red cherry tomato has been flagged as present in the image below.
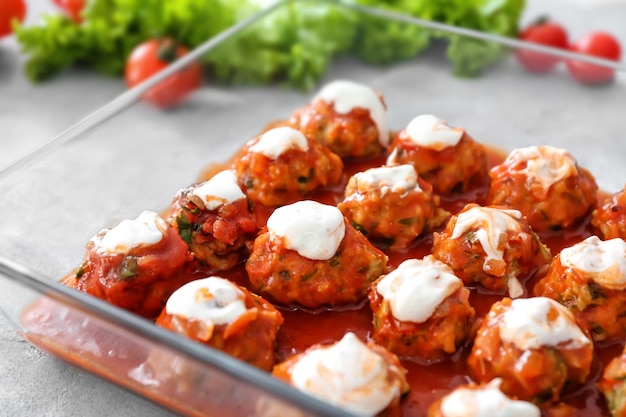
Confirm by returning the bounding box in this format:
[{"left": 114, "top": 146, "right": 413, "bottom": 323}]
[
  {"left": 566, "top": 31, "right": 622, "bottom": 85},
  {"left": 125, "top": 38, "right": 202, "bottom": 109},
  {"left": 53, "top": 0, "right": 86, "bottom": 23},
  {"left": 0, "top": 0, "right": 26, "bottom": 38},
  {"left": 515, "top": 20, "right": 569, "bottom": 73}
]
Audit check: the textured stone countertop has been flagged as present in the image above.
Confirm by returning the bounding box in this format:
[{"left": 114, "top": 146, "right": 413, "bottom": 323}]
[{"left": 1, "top": 1, "right": 626, "bottom": 416}]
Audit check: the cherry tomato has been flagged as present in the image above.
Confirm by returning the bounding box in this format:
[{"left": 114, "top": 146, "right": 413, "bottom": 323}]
[
  {"left": 53, "top": 0, "right": 86, "bottom": 23},
  {"left": 566, "top": 32, "right": 622, "bottom": 85},
  {"left": 125, "top": 38, "right": 202, "bottom": 109},
  {"left": 515, "top": 19, "right": 569, "bottom": 73},
  {"left": 0, "top": 0, "right": 26, "bottom": 38}
]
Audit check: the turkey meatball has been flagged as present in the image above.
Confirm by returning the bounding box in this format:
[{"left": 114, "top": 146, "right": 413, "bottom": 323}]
[
  {"left": 338, "top": 164, "right": 449, "bottom": 250},
  {"left": 487, "top": 146, "right": 598, "bottom": 232},
  {"left": 432, "top": 204, "right": 552, "bottom": 297},
  {"left": 386, "top": 114, "right": 488, "bottom": 194},
  {"left": 368, "top": 255, "right": 475, "bottom": 359},
  {"left": 167, "top": 170, "right": 258, "bottom": 270},
  {"left": 534, "top": 235, "right": 626, "bottom": 341},
  {"left": 233, "top": 126, "right": 343, "bottom": 207},
  {"left": 272, "top": 332, "right": 409, "bottom": 417},
  {"left": 246, "top": 200, "right": 388, "bottom": 309},
  {"left": 289, "top": 80, "right": 389, "bottom": 159},
  {"left": 467, "top": 297, "right": 594, "bottom": 404}
]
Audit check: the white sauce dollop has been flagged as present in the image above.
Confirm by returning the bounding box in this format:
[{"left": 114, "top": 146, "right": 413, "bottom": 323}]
[
  {"left": 249, "top": 126, "right": 309, "bottom": 159},
  {"left": 404, "top": 114, "right": 465, "bottom": 151},
  {"left": 290, "top": 332, "right": 400, "bottom": 416},
  {"left": 267, "top": 200, "right": 345, "bottom": 261},
  {"left": 313, "top": 80, "right": 389, "bottom": 147},
  {"left": 98, "top": 211, "right": 166, "bottom": 254},
  {"left": 165, "top": 277, "right": 247, "bottom": 325},
  {"left": 191, "top": 170, "right": 246, "bottom": 210},
  {"left": 498, "top": 297, "right": 592, "bottom": 350},
  {"left": 352, "top": 164, "right": 421, "bottom": 195},
  {"left": 376, "top": 256, "right": 461, "bottom": 323},
  {"left": 440, "top": 379, "right": 540, "bottom": 417},
  {"left": 560, "top": 236, "right": 626, "bottom": 291}
]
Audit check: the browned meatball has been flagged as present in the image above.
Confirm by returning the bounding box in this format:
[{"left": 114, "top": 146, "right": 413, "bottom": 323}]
[
  {"left": 598, "top": 345, "right": 626, "bottom": 417},
  {"left": 467, "top": 297, "right": 594, "bottom": 404},
  {"left": 534, "top": 235, "right": 626, "bottom": 342},
  {"left": 167, "top": 170, "right": 258, "bottom": 270},
  {"left": 233, "top": 126, "right": 343, "bottom": 207},
  {"left": 487, "top": 145, "right": 598, "bottom": 232},
  {"left": 155, "top": 276, "right": 283, "bottom": 371},
  {"left": 432, "top": 204, "right": 552, "bottom": 297},
  {"left": 427, "top": 379, "right": 541, "bottom": 417},
  {"left": 338, "top": 164, "right": 449, "bottom": 250},
  {"left": 592, "top": 185, "right": 626, "bottom": 240},
  {"left": 386, "top": 114, "right": 488, "bottom": 194},
  {"left": 289, "top": 80, "right": 389, "bottom": 159},
  {"left": 272, "top": 332, "right": 409, "bottom": 417},
  {"left": 73, "top": 211, "right": 191, "bottom": 318},
  {"left": 246, "top": 200, "right": 388, "bottom": 309},
  {"left": 368, "top": 256, "right": 475, "bottom": 359}
]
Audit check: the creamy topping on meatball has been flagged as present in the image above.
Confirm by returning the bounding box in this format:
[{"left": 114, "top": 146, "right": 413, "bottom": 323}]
[
  {"left": 376, "top": 256, "right": 461, "bottom": 323},
  {"left": 451, "top": 206, "right": 524, "bottom": 295},
  {"left": 499, "top": 297, "right": 591, "bottom": 350},
  {"left": 165, "top": 277, "right": 247, "bottom": 324},
  {"left": 504, "top": 146, "right": 578, "bottom": 195},
  {"left": 290, "top": 332, "right": 400, "bottom": 416},
  {"left": 440, "top": 379, "right": 540, "bottom": 417},
  {"left": 249, "top": 126, "right": 309, "bottom": 159},
  {"left": 191, "top": 170, "right": 246, "bottom": 210},
  {"left": 352, "top": 164, "right": 421, "bottom": 195},
  {"left": 404, "top": 114, "right": 464, "bottom": 151},
  {"left": 98, "top": 211, "right": 166, "bottom": 254},
  {"left": 560, "top": 236, "right": 626, "bottom": 291},
  {"left": 313, "top": 80, "right": 389, "bottom": 147},
  {"left": 267, "top": 200, "right": 346, "bottom": 261}
]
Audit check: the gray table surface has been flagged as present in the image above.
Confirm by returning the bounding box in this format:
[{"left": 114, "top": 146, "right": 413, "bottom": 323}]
[{"left": 2, "top": 1, "right": 626, "bottom": 416}]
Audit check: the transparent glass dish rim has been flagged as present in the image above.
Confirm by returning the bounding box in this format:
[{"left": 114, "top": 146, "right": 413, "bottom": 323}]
[{"left": 1, "top": 1, "right": 625, "bottom": 416}]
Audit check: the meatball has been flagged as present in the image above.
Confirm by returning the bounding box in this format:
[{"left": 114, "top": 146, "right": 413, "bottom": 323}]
[
  {"left": 534, "top": 235, "right": 626, "bottom": 342},
  {"left": 592, "top": 185, "right": 626, "bottom": 240},
  {"left": 74, "top": 211, "right": 191, "bottom": 318},
  {"left": 288, "top": 80, "right": 389, "bottom": 159},
  {"left": 432, "top": 204, "right": 552, "bottom": 298},
  {"left": 246, "top": 200, "right": 388, "bottom": 309},
  {"left": 386, "top": 114, "right": 488, "bottom": 194},
  {"left": 427, "top": 379, "right": 540, "bottom": 417},
  {"left": 338, "top": 164, "right": 449, "bottom": 250},
  {"left": 167, "top": 170, "right": 258, "bottom": 270},
  {"left": 487, "top": 145, "right": 598, "bottom": 232},
  {"left": 598, "top": 346, "right": 626, "bottom": 417},
  {"left": 155, "top": 276, "right": 283, "bottom": 370},
  {"left": 368, "top": 255, "right": 475, "bottom": 359},
  {"left": 272, "top": 332, "right": 409, "bottom": 417},
  {"left": 467, "top": 297, "right": 594, "bottom": 404},
  {"left": 233, "top": 126, "right": 343, "bottom": 207}
]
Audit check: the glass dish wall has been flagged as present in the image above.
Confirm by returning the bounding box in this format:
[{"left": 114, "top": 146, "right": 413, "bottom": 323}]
[{"left": 1, "top": 1, "right": 625, "bottom": 416}]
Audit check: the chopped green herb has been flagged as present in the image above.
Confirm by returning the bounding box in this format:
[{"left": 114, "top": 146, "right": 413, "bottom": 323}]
[
  {"left": 398, "top": 218, "right": 413, "bottom": 226},
  {"left": 176, "top": 212, "right": 194, "bottom": 245},
  {"left": 119, "top": 256, "right": 138, "bottom": 280}
]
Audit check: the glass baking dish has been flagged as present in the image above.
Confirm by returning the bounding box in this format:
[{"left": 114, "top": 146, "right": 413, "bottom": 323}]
[{"left": 1, "top": 1, "right": 625, "bottom": 416}]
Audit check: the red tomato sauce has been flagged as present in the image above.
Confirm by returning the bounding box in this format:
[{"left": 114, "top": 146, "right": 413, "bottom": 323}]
[{"left": 21, "top": 146, "right": 618, "bottom": 417}]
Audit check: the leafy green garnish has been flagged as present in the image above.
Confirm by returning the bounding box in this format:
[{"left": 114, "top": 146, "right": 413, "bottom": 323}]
[
  {"left": 15, "top": 0, "right": 525, "bottom": 87},
  {"left": 176, "top": 212, "right": 193, "bottom": 245},
  {"left": 119, "top": 256, "right": 138, "bottom": 280}
]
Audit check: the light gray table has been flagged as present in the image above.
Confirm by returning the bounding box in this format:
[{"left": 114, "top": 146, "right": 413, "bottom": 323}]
[{"left": 1, "top": 1, "right": 626, "bottom": 416}]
